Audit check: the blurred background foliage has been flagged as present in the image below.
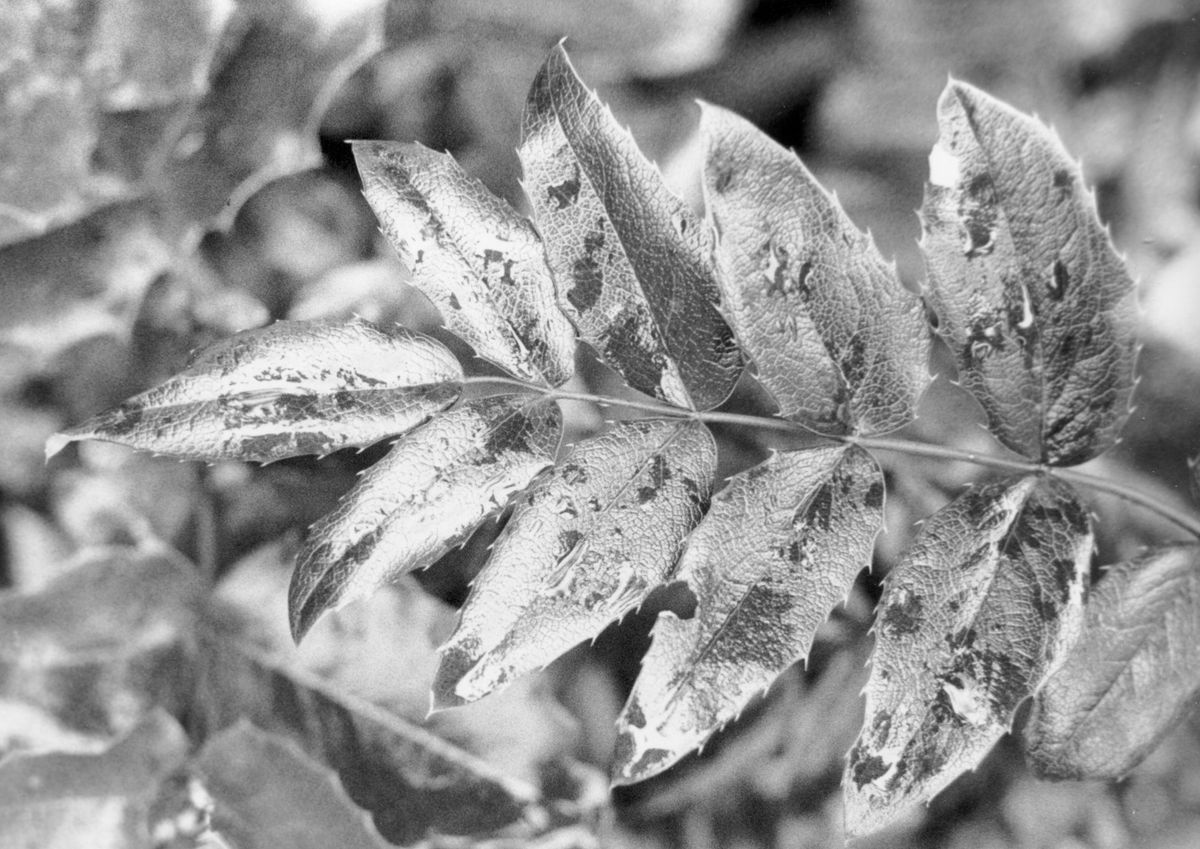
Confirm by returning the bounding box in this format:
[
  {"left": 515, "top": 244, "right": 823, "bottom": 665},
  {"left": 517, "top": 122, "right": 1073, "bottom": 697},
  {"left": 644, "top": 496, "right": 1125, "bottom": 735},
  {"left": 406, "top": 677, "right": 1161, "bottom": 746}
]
[{"left": 3, "top": 0, "right": 1200, "bottom": 847}]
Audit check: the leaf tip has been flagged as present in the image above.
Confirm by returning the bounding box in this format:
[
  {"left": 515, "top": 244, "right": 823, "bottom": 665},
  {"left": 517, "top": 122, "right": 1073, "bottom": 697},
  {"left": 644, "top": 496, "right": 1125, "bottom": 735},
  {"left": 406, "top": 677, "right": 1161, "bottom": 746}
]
[{"left": 44, "top": 431, "right": 75, "bottom": 462}]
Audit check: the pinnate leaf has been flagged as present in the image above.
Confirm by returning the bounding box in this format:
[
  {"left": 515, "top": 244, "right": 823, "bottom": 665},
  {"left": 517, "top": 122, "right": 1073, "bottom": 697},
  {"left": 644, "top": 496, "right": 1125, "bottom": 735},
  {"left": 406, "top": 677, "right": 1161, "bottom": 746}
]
[
  {"left": 613, "top": 444, "right": 884, "bottom": 784},
  {"left": 47, "top": 318, "right": 462, "bottom": 463},
  {"left": 1024, "top": 543, "right": 1200, "bottom": 780},
  {"left": 920, "top": 80, "right": 1138, "bottom": 465},
  {"left": 844, "top": 475, "right": 1091, "bottom": 835},
  {"left": 702, "top": 104, "right": 930, "bottom": 434},
  {"left": 289, "top": 394, "right": 562, "bottom": 641},
  {"left": 436, "top": 418, "right": 717, "bottom": 706},
  {"left": 519, "top": 45, "right": 741, "bottom": 410},
  {"left": 354, "top": 140, "right": 576, "bottom": 385}
]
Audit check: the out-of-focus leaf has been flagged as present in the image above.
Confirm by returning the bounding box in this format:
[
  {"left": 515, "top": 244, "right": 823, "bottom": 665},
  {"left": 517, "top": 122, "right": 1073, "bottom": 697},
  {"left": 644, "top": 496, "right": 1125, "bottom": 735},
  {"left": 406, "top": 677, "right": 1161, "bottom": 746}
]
[
  {"left": 844, "top": 475, "right": 1092, "bottom": 836},
  {"left": 920, "top": 80, "right": 1138, "bottom": 466},
  {"left": 0, "top": 0, "right": 229, "bottom": 246},
  {"left": 204, "top": 546, "right": 605, "bottom": 846},
  {"left": 47, "top": 318, "right": 462, "bottom": 463},
  {"left": 354, "top": 141, "right": 576, "bottom": 385},
  {"left": 519, "top": 45, "right": 741, "bottom": 410},
  {"left": 164, "top": 0, "right": 386, "bottom": 226},
  {"left": 286, "top": 258, "right": 420, "bottom": 326},
  {"left": 436, "top": 418, "right": 716, "bottom": 707},
  {"left": 0, "top": 709, "right": 188, "bottom": 849},
  {"left": 399, "top": 0, "right": 740, "bottom": 78},
  {"left": 0, "top": 201, "right": 177, "bottom": 353},
  {"left": 1024, "top": 543, "right": 1200, "bottom": 780},
  {"left": 289, "top": 394, "right": 562, "bottom": 640},
  {"left": 0, "top": 701, "right": 107, "bottom": 760},
  {"left": 612, "top": 445, "right": 883, "bottom": 784},
  {"left": 51, "top": 442, "right": 203, "bottom": 549},
  {"left": 130, "top": 265, "right": 270, "bottom": 388},
  {"left": 0, "top": 503, "right": 73, "bottom": 592},
  {"left": 702, "top": 104, "right": 929, "bottom": 434},
  {"left": 0, "top": 545, "right": 203, "bottom": 736},
  {"left": 196, "top": 722, "right": 393, "bottom": 849}
]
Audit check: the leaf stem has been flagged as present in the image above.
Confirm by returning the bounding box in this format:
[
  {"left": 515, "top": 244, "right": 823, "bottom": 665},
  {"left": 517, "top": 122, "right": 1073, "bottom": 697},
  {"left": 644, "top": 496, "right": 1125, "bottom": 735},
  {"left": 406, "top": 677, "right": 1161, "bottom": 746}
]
[
  {"left": 460, "top": 376, "right": 1200, "bottom": 539},
  {"left": 1053, "top": 466, "right": 1200, "bottom": 538}
]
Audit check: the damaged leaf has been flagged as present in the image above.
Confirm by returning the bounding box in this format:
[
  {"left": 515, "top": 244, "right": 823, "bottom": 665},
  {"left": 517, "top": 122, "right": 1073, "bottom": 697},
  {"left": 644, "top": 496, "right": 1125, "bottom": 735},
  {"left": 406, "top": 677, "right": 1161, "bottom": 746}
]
[
  {"left": 436, "top": 418, "right": 717, "bottom": 707},
  {"left": 289, "top": 394, "right": 562, "bottom": 641},
  {"left": 519, "top": 44, "right": 741, "bottom": 410},
  {"left": 354, "top": 141, "right": 576, "bottom": 385},
  {"left": 702, "top": 104, "right": 929, "bottom": 434},
  {"left": 1024, "top": 543, "right": 1200, "bottom": 780},
  {"left": 47, "top": 318, "right": 462, "bottom": 463},
  {"left": 613, "top": 444, "right": 884, "bottom": 784},
  {"left": 844, "top": 475, "right": 1091, "bottom": 836},
  {"left": 920, "top": 80, "right": 1138, "bottom": 466}
]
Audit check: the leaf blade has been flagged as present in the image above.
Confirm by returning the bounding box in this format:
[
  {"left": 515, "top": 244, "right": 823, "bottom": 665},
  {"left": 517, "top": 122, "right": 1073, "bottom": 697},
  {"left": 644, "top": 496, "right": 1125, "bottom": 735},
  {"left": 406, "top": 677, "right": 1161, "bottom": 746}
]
[
  {"left": 844, "top": 475, "right": 1092, "bottom": 836},
  {"left": 435, "top": 418, "right": 717, "bottom": 706},
  {"left": 702, "top": 104, "right": 930, "bottom": 434},
  {"left": 354, "top": 141, "right": 576, "bottom": 385},
  {"left": 519, "top": 45, "right": 741, "bottom": 410},
  {"left": 920, "top": 80, "right": 1138, "bottom": 465},
  {"left": 613, "top": 444, "right": 884, "bottom": 783},
  {"left": 1023, "top": 543, "right": 1200, "bottom": 780},
  {"left": 289, "top": 394, "right": 562, "bottom": 641},
  {"left": 47, "top": 318, "right": 462, "bottom": 463}
]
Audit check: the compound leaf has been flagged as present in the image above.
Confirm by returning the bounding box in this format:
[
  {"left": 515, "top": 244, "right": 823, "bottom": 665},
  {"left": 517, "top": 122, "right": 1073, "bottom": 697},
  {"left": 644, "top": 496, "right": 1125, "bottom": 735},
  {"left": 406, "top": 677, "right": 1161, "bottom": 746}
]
[
  {"left": 435, "top": 418, "right": 717, "bottom": 707},
  {"left": 353, "top": 141, "right": 576, "bottom": 386},
  {"left": 47, "top": 318, "right": 462, "bottom": 463},
  {"left": 613, "top": 444, "right": 884, "bottom": 784},
  {"left": 289, "top": 394, "right": 562, "bottom": 641},
  {"left": 920, "top": 80, "right": 1138, "bottom": 466},
  {"left": 519, "top": 44, "right": 741, "bottom": 410},
  {"left": 844, "top": 475, "right": 1091, "bottom": 836},
  {"left": 1024, "top": 543, "right": 1200, "bottom": 780},
  {"left": 702, "top": 104, "right": 929, "bottom": 435}
]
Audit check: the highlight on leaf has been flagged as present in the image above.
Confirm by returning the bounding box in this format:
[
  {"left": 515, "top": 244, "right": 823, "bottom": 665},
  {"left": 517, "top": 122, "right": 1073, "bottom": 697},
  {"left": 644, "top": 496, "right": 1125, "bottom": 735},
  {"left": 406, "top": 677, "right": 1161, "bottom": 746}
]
[
  {"left": 920, "top": 79, "right": 1138, "bottom": 467},
  {"left": 612, "top": 444, "right": 884, "bottom": 784},
  {"left": 46, "top": 318, "right": 463, "bottom": 463},
  {"left": 434, "top": 418, "right": 717, "bottom": 708},
  {"left": 519, "top": 44, "right": 742, "bottom": 411},
  {"left": 701, "top": 104, "right": 930, "bottom": 434},
  {"left": 289, "top": 394, "right": 563, "bottom": 641},
  {"left": 1023, "top": 543, "right": 1200, "bottom": 781},
  {"left": 32, "top": 36, "right": 1191, "bottom": 845},
  {"left": 353, "top": 141, "right": 576, "bottom": 386},
  {"left": 844, "top": 475, "right": 1092, "bottom": 836}
]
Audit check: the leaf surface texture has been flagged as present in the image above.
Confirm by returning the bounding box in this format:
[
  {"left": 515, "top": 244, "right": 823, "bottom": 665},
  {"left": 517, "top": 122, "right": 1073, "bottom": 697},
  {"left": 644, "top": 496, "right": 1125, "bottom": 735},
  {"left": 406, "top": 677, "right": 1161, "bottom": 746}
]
[
  {"left": 613, "top": 444, "right": 884, "bottom": 783},
  {"left": 48, "top": 318, "right": 462, "bottom": 463},
  {"left": 920, "top": 80, "right": 1138, "bottom": 465},
  {"left": 354, "top": 141, "right": 576, "bottom": 385},
  {"left": 702, "top": 104, "right": 929, "bottom": 433},
  {"left": 436, "top": 418, "right": 717, "bottom": 706},
  {"left": 844, "top": 475, "right": 1091, "bottom": 835},
  {"left": 289, "top": 395, "right": 562, "bottom": 640},
  {"left": 519, "top": 45, "right": 740, "bottom": 410},
  {"left": 1024, "top": 543, "right": 1200, "bottom": 779}
]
